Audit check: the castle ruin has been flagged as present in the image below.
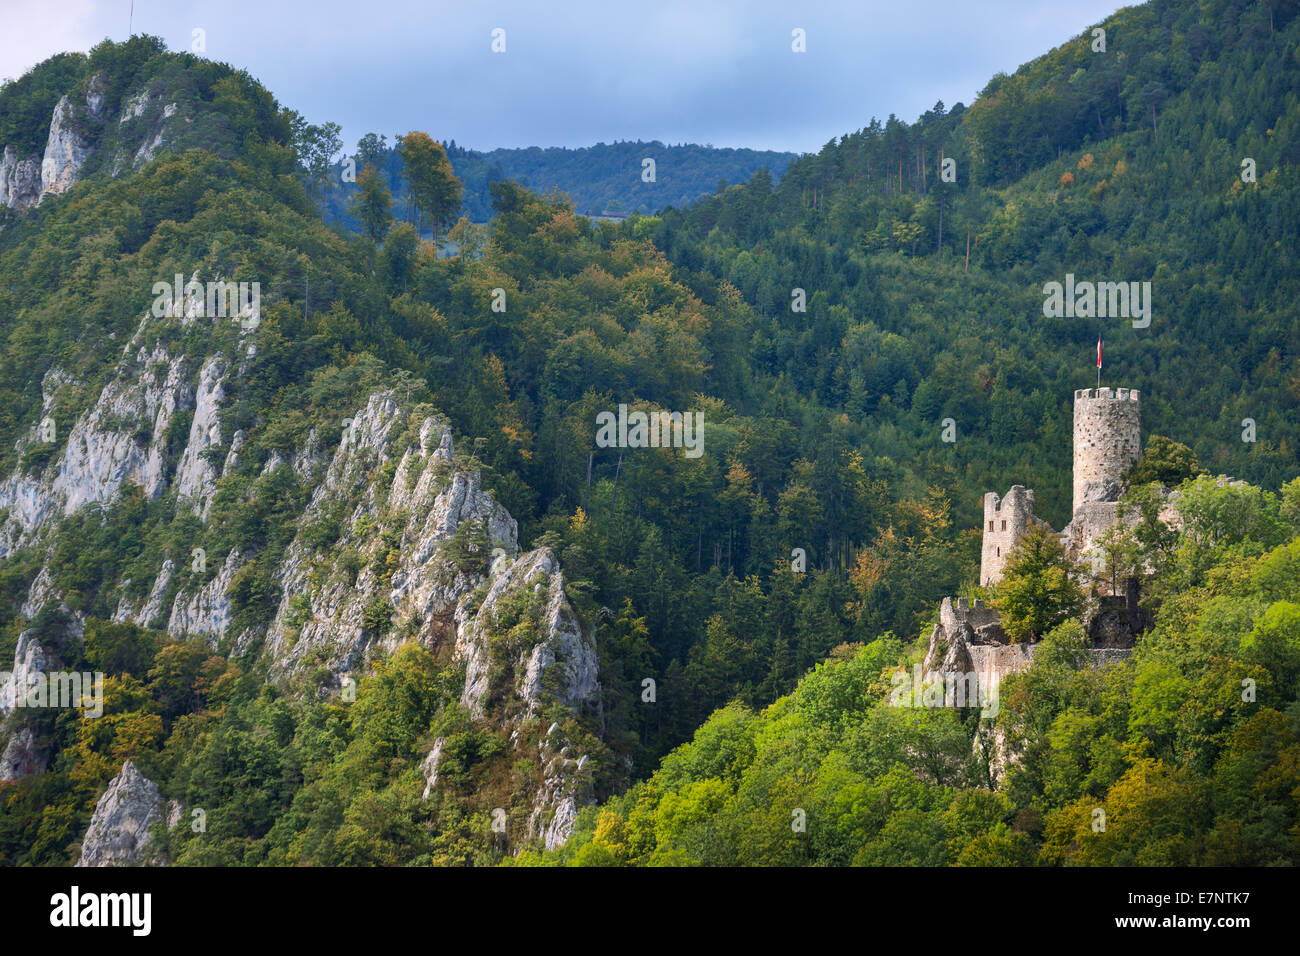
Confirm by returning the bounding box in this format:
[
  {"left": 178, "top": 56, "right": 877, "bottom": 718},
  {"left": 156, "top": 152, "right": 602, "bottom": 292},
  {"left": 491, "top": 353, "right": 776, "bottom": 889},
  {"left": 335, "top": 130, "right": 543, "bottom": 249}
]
[
  {"left": 982, "top": 387, "right": 1141, "bottom": 587},
  {"left": 921, "top": 386, "right": 1161, "bottom": 779},
  {"left": 980, "top": 486, "right": 1053, "bottom": 587}
]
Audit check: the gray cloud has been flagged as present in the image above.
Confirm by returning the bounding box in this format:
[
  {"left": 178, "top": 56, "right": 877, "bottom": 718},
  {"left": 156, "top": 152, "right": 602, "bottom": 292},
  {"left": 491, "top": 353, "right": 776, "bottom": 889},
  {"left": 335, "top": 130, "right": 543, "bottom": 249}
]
[{"left": 4, "top": 0, "right": 1127, "bottom": 155}]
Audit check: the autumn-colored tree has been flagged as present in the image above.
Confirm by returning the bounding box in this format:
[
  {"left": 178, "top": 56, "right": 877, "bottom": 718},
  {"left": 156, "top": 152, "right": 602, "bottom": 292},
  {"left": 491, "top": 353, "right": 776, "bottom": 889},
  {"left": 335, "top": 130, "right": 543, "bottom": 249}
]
[{"left": 397, "top": 131, "right": 463, "bottom": 244}]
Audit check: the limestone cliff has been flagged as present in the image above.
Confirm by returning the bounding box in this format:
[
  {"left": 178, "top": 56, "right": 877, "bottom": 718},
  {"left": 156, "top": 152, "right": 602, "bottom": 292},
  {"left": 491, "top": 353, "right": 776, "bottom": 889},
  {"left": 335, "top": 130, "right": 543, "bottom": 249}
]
[
  {"left": 1, "top": 67, "right": 192, "bottom": 216},
  {"left": 76, "top": 760, "right": 166, "bottom": 867},
  {"left": 0, "top": 289, "right": 603, "bottom": 850}
]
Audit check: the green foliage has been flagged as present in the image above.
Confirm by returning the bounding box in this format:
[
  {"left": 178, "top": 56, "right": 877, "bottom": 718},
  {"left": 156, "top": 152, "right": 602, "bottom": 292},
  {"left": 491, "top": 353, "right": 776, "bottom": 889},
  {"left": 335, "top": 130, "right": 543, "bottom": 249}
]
[
  {"left": 320, "top": 139, "right": 797, "bottom": 230},
  {"left": 0, "top": 52, "right": 87, "bottom": 154},
  {"left": 1129, "top": 434, "right": 1203, "bottom": 486},
  {"left": 352, "top": 163, "right": 393, "bottom": 246},
  {"left": 993, "top": 528, "right": 1083, "bottom": 641},
  {"left": 1, "top": 3, "right": 1298, "bottom": 868},
  {"left": 396, "top": 131, "right": 462, "bottom": 241}
]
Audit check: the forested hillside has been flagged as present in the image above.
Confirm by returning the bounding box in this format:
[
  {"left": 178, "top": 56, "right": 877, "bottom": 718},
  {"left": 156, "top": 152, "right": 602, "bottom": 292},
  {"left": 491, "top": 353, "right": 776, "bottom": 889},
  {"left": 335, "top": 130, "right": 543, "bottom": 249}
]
[
  {"left": 638, "top": 0, "right": 1299, "bottom": 533},
  {"left": 534, "top": 478, "right": 1300, "bottom": 865},
  {"left": 0, "top": 0, "right": 1296, "bottom": 868},
  {"left": 320, "top": 139, "right": 797, "bottom": 227}
]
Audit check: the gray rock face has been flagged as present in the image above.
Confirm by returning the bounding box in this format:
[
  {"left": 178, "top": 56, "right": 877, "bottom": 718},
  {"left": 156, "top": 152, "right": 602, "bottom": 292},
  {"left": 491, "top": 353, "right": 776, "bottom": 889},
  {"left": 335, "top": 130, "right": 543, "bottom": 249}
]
[
  {"left": 174, "top": 355, "right": 226, "bottom": 518},
  {"left": 76, "top": 760, "right": 164, "bottom": 867},
  {"left": 0, "top": 368, "right": 601, "bottom": 851},
  {"left": 40, "top": 95, "right": 92, "bottom": 199},
  {"left": 21, "top": 565, "right": 58, "bottom": 619},
  {"left": 85, "top": 73, "right": 107, "bottom": 120},
  {"left": 113, "top": 89, "right": 182, "bottom": 172},
  {"left": 543, "top": 796, "right": 578, "bottom": 851},
  {"left": 1, "top": 631, "right": 49, "bottom": 717},
  {"left": 420, "top": 738, "right": 445, "bottom": 800},
  {"left": 167, "top": 549, "right": 239, "bottom": 643},
  {"left": 2, "top": 67, "right": 204, "bottom": 218},
  {"left": 0, "top": 726, "right": 47, "bottom": 781},
  {"left": 456, "top": 547, "right": 600, "bottom": 718},
  {"left": 262, "top": 394, "right": 526, "bottom": 676},
  {"left": 0, "top": 145, "right": 42, "bottom": 209},
  {"left": 114, "top": 558, "right": 175, "bottom": 628},
  {"left": 51, "top": 347, "right": 193, "bottom": 515}
]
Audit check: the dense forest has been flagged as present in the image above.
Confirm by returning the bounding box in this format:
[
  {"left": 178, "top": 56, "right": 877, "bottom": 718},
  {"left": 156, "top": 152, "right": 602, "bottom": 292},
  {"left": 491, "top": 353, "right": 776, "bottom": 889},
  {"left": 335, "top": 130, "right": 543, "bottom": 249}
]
[
  {"left": 0, "top": 0, "right": 1297, "bottom": 866},
  {"left": 319, "top": 139, "right": 797, "bottom": 227}
]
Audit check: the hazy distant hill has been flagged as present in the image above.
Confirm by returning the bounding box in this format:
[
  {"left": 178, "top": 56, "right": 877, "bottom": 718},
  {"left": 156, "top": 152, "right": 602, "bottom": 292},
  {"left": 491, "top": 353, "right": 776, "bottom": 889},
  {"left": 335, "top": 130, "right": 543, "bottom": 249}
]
[{"left": 322, "top": 138, "right": 797, "bottom": 227}]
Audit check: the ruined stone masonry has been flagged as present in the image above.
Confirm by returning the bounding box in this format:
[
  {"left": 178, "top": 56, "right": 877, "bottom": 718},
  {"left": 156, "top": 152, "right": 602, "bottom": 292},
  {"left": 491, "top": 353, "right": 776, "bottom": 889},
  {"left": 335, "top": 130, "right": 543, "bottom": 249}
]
[
  {"left": 980, "top": 486, "right": 1053, "bottom": 587},
  {"left": 928, "top": 387, "right": 1154, "bottom": 769},
  {"left": 982, "top": 387, "right": 1142, "bottom": 589}
]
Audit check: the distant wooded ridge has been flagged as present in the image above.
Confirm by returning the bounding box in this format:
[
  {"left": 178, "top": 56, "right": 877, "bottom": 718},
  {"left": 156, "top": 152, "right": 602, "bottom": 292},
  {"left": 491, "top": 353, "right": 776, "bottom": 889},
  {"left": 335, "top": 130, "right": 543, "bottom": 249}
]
[{"left": 323, "top": 138, "right": 798, "bottom": 228}]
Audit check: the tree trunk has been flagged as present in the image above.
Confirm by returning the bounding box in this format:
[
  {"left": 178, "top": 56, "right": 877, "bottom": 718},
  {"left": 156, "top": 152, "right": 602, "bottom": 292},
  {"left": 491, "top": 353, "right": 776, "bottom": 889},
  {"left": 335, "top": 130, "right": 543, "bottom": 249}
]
[
  {"left": 937, "top": 193, "right": 943, "bottom": 261},
  {"left": 609, "top": 453, "right": 622, "bottom": 520}
]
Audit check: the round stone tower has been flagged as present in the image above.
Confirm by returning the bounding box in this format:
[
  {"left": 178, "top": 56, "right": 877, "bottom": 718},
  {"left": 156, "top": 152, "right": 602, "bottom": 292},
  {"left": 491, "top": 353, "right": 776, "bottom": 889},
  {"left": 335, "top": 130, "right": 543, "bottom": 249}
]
[{"left": 1072, "top": 387, "right": 1141, "bottom": 514}]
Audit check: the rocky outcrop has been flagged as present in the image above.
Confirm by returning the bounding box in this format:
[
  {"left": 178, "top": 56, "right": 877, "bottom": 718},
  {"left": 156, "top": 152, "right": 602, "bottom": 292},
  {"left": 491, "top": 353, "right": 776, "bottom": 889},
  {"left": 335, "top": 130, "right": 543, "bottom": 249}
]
[
  {"left": 0, "top": 145, "right": 42, "bottom": 209},
  {"left": 1, "top": 631, "right": 48, "bottom": 717},
  {"left": 21, "top": 565, "right": 58, "bottom": 619},
  {"left": 113, "top": 88, "right": 183, "bottom": 173},
  {"left": 40, "top": 95, "right": 92, "bottom": 200},
  {"left": 420, "top": 738, "right": 446, "bottom": 800},
  {"left": 922, "top": 595, "right": 1137, "bottom": 784},
  {"left": 0, "top": 610, "right": 88, "bottom": 782},
  {"left": 230, "top": 392, "right": 604, "bottom": 851},
  {"left": 113, "top": 558, "right": 175, "bottom": 628},
  {"left": 2, "top": 68, "right": 193, "bottom": 217},
  {"left": 456, "top": 547, "right": 599, "bottom": 718},
  {"left": 51, "top": 347, "right": 192, "bottom": 512},
  {"left": 0, "top": 726, "right": 47, "bottom": 781},
  {"left": 543, "top": 797, "right": 579, "bottom": 851},
  {"left": 922, "top": 597, "right": 1007, "bottom": 672},
  {"left": 167, "top": 550, "right": 239, "bottom": 643},
  {"left": 0, "top": 302, "right": 246, "bottom": 557},
  {"left": 0, "top": 629, "right": 49, "bottom": 782},
  {"left": 1086, "top": 579, "right": 1154, "bottom": 648},
  {"left": 85, "top": 72, "right": 107, "bottom": 120},
  {"left": 0, "top": 368, "right": 603, "bottom": 850},
  {"left": 76, "top": 761, "right": 165, "bottom": 867},
  {"left": 174, "top": 356, "right": 226, "bottom": 518},
  {"left": 526, "top": 734, "right": 592, "bottom": 851},
  {"left": 260, "top": 395, "right": 521, "bottom": 675}
]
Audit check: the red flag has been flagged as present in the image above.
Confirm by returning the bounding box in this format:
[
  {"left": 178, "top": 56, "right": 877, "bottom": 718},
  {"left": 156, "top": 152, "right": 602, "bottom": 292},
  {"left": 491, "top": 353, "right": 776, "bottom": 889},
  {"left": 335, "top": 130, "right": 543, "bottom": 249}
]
[{"left": 1097, "top": 337, "right": 1102, "bottom": 368}]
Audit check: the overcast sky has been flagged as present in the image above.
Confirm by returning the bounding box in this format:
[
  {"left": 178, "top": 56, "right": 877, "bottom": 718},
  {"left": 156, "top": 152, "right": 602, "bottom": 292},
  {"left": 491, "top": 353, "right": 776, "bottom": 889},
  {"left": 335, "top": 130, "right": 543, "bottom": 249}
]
[{"left": 3, "top": 0, "right": 1130, "bottom": 155}]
